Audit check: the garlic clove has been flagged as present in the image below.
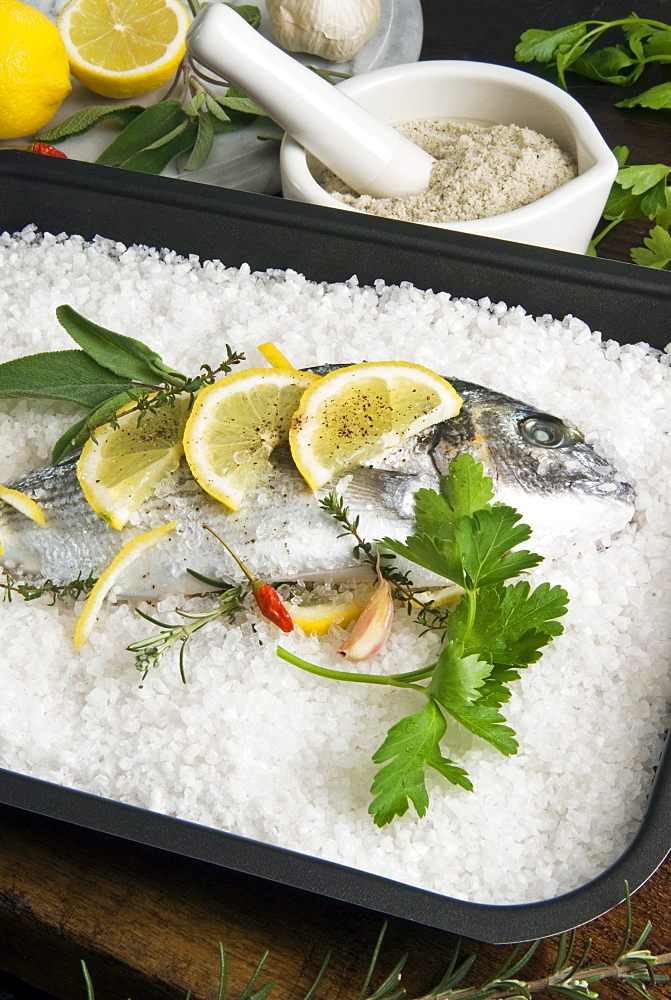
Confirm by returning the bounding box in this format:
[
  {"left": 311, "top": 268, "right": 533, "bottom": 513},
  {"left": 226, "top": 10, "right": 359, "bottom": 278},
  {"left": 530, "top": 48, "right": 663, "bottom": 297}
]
[
  {"left": 266, "top": 0, "right": 381, "bottom": 63},
  {"left": 338, "top": 565, "right": 394, "bottom": 661}
]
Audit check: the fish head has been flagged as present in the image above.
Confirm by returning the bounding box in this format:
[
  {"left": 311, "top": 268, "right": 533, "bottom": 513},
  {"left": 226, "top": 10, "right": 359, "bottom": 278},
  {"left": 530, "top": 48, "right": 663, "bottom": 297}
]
[{"left": 429, "top": 381, "right": 636, "bottom": 546}]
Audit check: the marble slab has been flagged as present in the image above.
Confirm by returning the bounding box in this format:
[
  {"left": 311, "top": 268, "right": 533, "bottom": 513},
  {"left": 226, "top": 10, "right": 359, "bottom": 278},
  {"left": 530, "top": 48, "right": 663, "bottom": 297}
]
[{"left": 32, "top": 0, "right": 424, "bottom": 194}]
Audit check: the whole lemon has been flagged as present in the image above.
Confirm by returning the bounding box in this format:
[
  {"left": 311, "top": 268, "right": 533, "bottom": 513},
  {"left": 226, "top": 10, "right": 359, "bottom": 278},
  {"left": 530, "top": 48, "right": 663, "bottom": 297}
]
[{"left": 0, "top": 0, "right": 72, "bottom": 140}]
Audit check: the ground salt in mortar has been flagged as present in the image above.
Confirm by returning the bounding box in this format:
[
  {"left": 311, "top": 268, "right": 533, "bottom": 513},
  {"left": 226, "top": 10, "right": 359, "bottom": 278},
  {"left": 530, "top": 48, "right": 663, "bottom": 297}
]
[
  {"left": 1, "top": 225, "right": 670, "bottom": 907},
  {"left": 318, "top": 119, "right": 577, "bottom": 223}
]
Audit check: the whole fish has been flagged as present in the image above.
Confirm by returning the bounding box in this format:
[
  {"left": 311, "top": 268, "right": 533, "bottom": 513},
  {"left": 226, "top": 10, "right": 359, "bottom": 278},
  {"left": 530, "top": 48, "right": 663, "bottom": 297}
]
[{"left": 0, "top": 376, "right": 635, "bottom": 598}]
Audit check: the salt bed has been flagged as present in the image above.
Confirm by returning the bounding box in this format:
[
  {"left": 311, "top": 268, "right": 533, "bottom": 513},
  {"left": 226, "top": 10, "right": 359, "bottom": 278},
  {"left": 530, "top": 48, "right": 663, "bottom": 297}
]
[{"left": 0, "top": 225, "right": 670, "bottom": 907}]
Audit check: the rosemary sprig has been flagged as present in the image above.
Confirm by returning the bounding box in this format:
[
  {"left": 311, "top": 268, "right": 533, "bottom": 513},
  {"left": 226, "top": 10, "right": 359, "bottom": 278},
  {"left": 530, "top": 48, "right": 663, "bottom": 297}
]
[
  {"left": 127, "top": 583, "right": 245, "bottom": 683},
  {"left": 76, "top": 885, "right": 669, "bottom": 1000},
  {"left": 2, "top": 571, "right": 98, "bottom": 605}
]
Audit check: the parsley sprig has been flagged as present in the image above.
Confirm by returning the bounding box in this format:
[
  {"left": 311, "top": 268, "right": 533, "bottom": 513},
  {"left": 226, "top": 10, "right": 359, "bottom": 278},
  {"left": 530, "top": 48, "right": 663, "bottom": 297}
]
[
  {"left": 278, "top": 454, "right": 569, "bottom": 827},
  {"left": 588, "top": 146, "right": 671, "bottom": 267},
  {"left": 515, "top": 15, "right": 671, "bottom": 108}
]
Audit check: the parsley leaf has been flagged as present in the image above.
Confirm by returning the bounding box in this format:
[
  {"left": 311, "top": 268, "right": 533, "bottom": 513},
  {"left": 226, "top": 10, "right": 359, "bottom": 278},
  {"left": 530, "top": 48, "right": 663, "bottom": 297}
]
[
  {"left": 630, "top": 225, "right": 671, "bottom": 268},
  {"left": 413, "top": 454, "right": 494, "bottom": 539},
  {"left": 428, "top": 640, "right": 493, "bottom": 707},
  {"left": 515, "top": 15, "right": 671, "bottom": 96},
  {"left": 455, "top": 506, "right": 540, "bottom": 588},
  {"left": 445, "top": 703, "right": 519, "bottom": 756},
  {"left": 369, "top": 700, "right": 472, "bottom": 826}
]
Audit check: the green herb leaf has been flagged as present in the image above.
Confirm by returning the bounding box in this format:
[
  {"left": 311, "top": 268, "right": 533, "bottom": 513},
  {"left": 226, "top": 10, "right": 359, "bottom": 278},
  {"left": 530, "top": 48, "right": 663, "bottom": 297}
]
[
  {"left": 56, "top": 304, "right": 185, "bottom": 384},
  {"left": 455, "top": 506, "right": 540, "bottom": 588},
  {"left": 369, "top": 700, "right": 471, "bottom": 826},
  {"left": 617, "top": 81, "right": 671, "bottom": 110},
  {"left": 514, "top": 23, "right": 588, "bottom": 64},
  {"left": 118, "top": 119, "right": 198, "bottom": 174},
  {"left": 414, "top": 453, "right": 493, "bottom": 540},
  {"left": 216, "top": 94, "right": 266, "bottom": 116},
  {"left": 0, "top": 349, "right": 132, "bottom": 406},
  {"left": 36, "top": 104, "right": 145, "bottom": 143},
  {"left": 95, "top": 100, "right": 186, "bottom": 167},
  {"left": 381, "top": 532, "right": 464, "bottom": 587},
  {"left": 571, "top": 45, "right": 643, "bottom": 85},
  {"left": 50, "top": 389, "right": 140, "bottom": 464},
  {"left": 630, "top": 225, "right": 671, "bottom": 268},
  {"left": 428, "top": 640, "right": 493, "bottom": 708},
  {"left": 226, "top": 2, "right": 261, "bottom": 29},
  {"left": 186, "top": 112, "right": 215, "bottom": 171},
  {"left": 445, "top": 703, "right": 518, "bottom": 756},
  {"left": 203, "top": 92, "right": 230, "bottom": 122}
]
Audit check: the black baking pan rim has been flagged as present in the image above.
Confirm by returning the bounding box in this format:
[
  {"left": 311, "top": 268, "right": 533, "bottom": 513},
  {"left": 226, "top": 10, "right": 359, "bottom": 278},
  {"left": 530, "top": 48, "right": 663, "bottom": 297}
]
[
  {"left": 0, "top": 736, "right": 669, "bottom": 946},
  {"left": 0, "top": 151, "right": 669, "bottom": 944},
  {"left": 1, "top": 152, "right": 670, "bottom": 350}
]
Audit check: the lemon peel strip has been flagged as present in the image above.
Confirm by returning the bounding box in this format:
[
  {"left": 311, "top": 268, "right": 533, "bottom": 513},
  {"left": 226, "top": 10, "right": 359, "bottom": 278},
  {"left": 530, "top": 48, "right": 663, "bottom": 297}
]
[
  {"left": 74, "top": 520, "right": 177, "bottom": 650},
  {"left": 257, "top": 341, "right": 301, "bottom": 372}
]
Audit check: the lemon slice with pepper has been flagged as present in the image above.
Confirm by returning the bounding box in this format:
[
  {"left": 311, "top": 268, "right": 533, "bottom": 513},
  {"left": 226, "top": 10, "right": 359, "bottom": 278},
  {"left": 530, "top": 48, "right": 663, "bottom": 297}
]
[
  {"left": 289, "top": 361, "right": 462, "bottom": 491},
  {"left": 183, "top": 368, "right": 319, "bottom": 511},
  {"left": 77, "top": 396, "right": 190, "bottom": 530}
]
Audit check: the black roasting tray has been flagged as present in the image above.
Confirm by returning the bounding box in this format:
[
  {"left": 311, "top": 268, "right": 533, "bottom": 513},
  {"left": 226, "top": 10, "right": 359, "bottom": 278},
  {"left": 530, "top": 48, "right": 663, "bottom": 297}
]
[{"left": 0, "top": 152, "right": 670, "bottom": 945}]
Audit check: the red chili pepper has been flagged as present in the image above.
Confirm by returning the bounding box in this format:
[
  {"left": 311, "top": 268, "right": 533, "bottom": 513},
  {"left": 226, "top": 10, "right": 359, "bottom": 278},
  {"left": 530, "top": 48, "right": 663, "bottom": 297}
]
[
  {"left": 253, "top": 583, "right": 294, "bottom": 633},
  {"left": 31, "top": 142, "right": 67, "bottom": 158},
  {"left": 203, "top": 524, "right": 294, "bottom": 633}
]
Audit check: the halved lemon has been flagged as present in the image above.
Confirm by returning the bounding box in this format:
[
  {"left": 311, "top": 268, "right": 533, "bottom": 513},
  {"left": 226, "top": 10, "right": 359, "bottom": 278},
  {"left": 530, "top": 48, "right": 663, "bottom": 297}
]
[
  {"left": 77, "top": 396, "right": 190, "bottom": 530},
  {"left": 183, "top": 368, "right": 319, "bottom": 511},
  {"left": 289, "top": 361, "right": 462, "bottom": 491},
  {"left": 57, "top": 0, "right": 190, "bottom": 99},
  {"left": 74, "top": 520, "right": 177, "bottom": 648}
]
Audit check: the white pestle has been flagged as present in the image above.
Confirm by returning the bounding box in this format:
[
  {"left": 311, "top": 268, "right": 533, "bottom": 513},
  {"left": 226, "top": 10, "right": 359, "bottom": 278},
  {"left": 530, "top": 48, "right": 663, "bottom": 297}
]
[{"left": 185, "top": 3, "right": 436, "bottom": 198}]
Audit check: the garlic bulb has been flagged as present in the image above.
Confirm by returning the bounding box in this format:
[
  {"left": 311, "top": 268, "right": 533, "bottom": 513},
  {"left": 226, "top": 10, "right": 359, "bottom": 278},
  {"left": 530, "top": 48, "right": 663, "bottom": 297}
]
[{"left": 266, "top": 0, "right": 381, "bottom": 63}]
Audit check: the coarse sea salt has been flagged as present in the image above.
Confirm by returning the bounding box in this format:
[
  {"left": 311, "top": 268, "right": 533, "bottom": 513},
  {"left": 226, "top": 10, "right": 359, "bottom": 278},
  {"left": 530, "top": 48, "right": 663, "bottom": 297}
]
[{"left": 1, "top": 225, "right": 670, "bottom": 906}]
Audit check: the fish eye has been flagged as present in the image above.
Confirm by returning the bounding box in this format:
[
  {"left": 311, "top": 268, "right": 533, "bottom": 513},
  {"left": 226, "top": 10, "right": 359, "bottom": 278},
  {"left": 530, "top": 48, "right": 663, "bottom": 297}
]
[{"left": 518, "top": 415, "right": 574, "bottom": 448}]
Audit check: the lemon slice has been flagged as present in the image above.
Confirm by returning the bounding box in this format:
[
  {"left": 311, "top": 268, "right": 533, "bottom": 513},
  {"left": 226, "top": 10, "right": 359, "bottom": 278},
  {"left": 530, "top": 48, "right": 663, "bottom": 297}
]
[
  {"left": 57, "top": 0, "right": 190, "bottom": 99},
  {"left": 0, "top": 485, "right": 46, "bottom": 555},
  {"left": 183, "top": 368, "right": 319, "bottom": 510},
  {"left": 77, "top": 396, "right": 190, "bottom": 530},
  {"left": 74, "top": 520, "right": 177, "bottom": 649},
  {"left": 0, "top": 485, "right": 46, "bottom": 525},
  {"left": 410, "top": 584, "right": 464, "bottom": 608},
  {"left": 289, "top": 361, "right": 462, "bottom": 491},
  {"left": 287, "top": 594, "right": 370, "bottom": 636}
]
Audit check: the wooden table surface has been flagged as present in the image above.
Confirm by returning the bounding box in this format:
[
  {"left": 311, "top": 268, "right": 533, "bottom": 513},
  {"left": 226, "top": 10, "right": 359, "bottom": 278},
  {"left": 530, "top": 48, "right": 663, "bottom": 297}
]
[{"left": 1, "top": 1, "right": 671, "bottom": 998}]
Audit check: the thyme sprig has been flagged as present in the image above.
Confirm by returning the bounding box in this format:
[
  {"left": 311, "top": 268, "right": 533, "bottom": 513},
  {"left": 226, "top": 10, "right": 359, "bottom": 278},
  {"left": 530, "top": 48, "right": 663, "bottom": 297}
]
[
  {"left": 127, "top": 583, "right": 245, "bottom": 683},
  {"left": 2, "top": 571, "right": 98, "bottom": 605}
]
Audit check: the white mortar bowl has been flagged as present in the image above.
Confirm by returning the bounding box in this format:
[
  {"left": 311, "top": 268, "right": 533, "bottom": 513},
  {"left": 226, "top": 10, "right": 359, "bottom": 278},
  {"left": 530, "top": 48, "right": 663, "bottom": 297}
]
[{"left": 280, "top": 60, "right": 618, "bottom": 253}]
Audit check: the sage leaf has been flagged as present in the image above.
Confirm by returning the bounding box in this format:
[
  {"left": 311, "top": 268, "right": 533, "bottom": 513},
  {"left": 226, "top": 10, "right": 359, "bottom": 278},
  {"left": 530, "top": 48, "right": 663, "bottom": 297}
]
[
  {"left": 56, "top": 304, "right": 186, "bottom": 385},
  {"left": 119, "top": 119, "right": 198, "bottom": 173},
  {"left": 36, "top": 104, "right": 145, "bottom": 143},
  {"left": 204, "top": 93, "right": 230, "bottom": 122},
  {"left": 0, "top": 349, "right": 132, "bottom": 406},
  {"left": 216, "top": 94, "right": 266, "bottom": 116},
  {"left": 226, "top": 2, "right": 261, "bottom": 29},
  {"left": 51, "top": 388, "right": 142, "bottom": 464},
  {"left": 186, "top": 112, "right": 215, "bottom": 171},
  {"left": 96, "top": 100, "right": 186, "bottom": 166}
]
